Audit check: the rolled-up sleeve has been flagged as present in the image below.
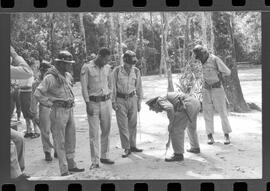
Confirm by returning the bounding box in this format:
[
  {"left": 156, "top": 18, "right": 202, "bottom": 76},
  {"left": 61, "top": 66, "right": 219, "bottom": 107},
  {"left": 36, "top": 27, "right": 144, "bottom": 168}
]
[
  {"left": 34, "top": 75, "right": 53, "bottom": 107},
  {"left": 80, "top": 64, "right": 90, "bottom": 102},
  {"left": 215, "top": 56, "right": 231, "bottom": 76}
]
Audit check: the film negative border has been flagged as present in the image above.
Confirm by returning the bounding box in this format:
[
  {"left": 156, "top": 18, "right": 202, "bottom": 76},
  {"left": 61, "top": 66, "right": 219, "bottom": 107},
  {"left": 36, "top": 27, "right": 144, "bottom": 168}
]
[
  {"left": 0, "top": 2, "right": 269, "bottom": 191},
  {"left": 0, "top": 0, "right": 269, "bottom": 11}
]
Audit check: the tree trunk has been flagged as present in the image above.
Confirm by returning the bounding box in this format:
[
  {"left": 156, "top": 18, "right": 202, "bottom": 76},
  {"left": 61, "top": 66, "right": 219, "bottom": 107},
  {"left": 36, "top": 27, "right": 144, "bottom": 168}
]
[
  {"left": 212, "top": 12, "right": 249, "bottom": 112},
  {"left": 161, "top": 12, "right": 174, "bottom": 92},
  {"left": 116, "top": 13, "right": 123, "bottom": 64},
  {"left": 49, "top": 13, "right": 56, "bottom": 60},
  {"left": 79, "top": 13, "right": 87, "bottom": 59}
]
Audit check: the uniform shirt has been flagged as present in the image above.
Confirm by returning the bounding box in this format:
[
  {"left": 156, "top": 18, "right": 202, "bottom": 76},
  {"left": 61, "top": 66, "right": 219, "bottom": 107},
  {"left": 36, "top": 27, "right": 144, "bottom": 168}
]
[
  {"left": 202, "top": 54, "right": 231, "bottom": 85},
  {"left": 111, "top": 65, "right": 143, "bottom": 103},
  {"left": 156, "top": 92, "right": 187, "bottom": 131},
  {"left": 80, "top": 60, "right": 112, "bottom": 103},
  {"left": 34, "top": 69, "right": 74, "bottom": 107},
  {"left": 10, "top": 55, "right": 33, "bottom": 80}
]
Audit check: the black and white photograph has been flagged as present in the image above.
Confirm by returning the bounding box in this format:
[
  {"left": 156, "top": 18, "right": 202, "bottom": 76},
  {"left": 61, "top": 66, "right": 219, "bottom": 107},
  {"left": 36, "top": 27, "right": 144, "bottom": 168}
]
[{"left": 9, "top": 12, "right": 261, "bottom": 180}]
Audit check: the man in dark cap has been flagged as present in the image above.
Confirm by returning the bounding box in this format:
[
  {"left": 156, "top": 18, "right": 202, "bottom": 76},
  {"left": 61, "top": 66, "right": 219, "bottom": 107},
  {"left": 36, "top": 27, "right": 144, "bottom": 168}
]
[
  {"left": 80, "top": 47, "right": 114, "bottom": 169},
  {"left": 30, "top": 60, "right": 56, "bottom": 161},
  {"left": 193, "top": 45, "right": 232, "bottom": 145},
  {"left": 111, "top": 50, "right": 143, "bottom": 158},
  {"left": 34, "top": 50, "right": 85, "bottom": 176},
  {"left": 146, "top": 92, "right": 201, "bottom": 162}
]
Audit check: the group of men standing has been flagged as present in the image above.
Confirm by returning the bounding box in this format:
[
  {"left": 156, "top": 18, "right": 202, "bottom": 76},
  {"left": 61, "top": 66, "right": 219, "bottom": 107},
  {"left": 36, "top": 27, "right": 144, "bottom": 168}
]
[{"left": 10, "top": 43, "right": 233, "bottom": 177}]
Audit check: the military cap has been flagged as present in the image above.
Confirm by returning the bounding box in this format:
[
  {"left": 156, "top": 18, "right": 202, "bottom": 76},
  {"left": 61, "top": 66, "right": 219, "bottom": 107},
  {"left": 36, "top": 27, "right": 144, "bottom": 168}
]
[
  {"left": 123, "top": 50, "right": 137, "bottom": 65},
  {"left": 193, "top": 45, "right": 208, "bottom": 55},
  {"left": 39, "top": 60, "right": 51, "bottom": 71},
  {"left": 54, "top": 50, "right": 75, "bottom": 64},
  {"left": 146, "top": 97, "right": 160, "bottom": 107}
]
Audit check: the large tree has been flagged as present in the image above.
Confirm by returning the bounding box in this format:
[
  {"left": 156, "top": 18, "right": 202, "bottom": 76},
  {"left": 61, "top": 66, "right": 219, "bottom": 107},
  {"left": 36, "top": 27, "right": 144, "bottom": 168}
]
[{"left": 212, "top": 12, "right": 249, "bottom": 112}]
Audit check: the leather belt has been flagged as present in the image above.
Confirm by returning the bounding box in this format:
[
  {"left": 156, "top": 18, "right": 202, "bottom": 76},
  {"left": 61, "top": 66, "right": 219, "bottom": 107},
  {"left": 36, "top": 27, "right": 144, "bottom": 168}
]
[
  {"left": 116, "top": 91, "right": 136, "bottom": 99},
  {"left": 20, "top": 86, "right": 32, "bottom": 91},
  {"left": 52, "top": 100, "right": 74, "bottom": 108},
  {"left": 204, "top": 81, "right": 221, "bottom": 90},
  {"left": 89, "top": 94, "right": 111, "bottom": 102}
]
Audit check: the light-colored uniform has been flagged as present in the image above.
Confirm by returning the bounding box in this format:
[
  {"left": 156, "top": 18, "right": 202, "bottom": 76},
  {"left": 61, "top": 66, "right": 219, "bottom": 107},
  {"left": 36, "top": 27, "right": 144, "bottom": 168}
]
[
  {"left": 10, "top": 54, "right": 33, "bottom": 178},
  {"left": 30, "top": 78, "right": 54, "bottom": 153},
  {"left": 34, "top": 68, "right": 77, "bottom": 175},
  {"left": 111, "top": 66, "right": 143, "bottom": 150},
  {"left": 157, "top": 92, "right": 201, "bottom": 154},
  {"left": 202, "top": 54, "right": 232, "bottom": 135},
  {"left": 80, "top": 60, "right": 112, "bottom": 165}
]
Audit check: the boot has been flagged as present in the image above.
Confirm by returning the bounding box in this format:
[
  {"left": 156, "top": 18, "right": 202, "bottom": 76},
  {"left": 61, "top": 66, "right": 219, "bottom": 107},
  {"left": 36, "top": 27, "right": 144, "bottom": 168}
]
[
  {"left": 130, "top": 147, "right": 143, "bottom": 152},
  {"left": 207, "top": 134, "right": 214, "bottom": 145},
  {"left": 186, "top": 147, "right": 200, "bottom": 154},
  {"left": 165, "top": 153, "right": 184, "bottom": 162},
  {"left": 122, "top": 149, "right": 131, "bottom": 158},
  {"left": 224, "top": 133, "right": 231, "bottom": 145}
]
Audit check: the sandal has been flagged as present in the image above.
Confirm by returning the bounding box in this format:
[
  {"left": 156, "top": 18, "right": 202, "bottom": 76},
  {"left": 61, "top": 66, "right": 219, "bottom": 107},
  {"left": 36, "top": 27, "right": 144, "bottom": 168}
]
[
  {"left": 31, "top": 133, "right": 40, "bottom": 139},
  {"left": 24, "top": 132, "right": 33, "bottom": 138}
]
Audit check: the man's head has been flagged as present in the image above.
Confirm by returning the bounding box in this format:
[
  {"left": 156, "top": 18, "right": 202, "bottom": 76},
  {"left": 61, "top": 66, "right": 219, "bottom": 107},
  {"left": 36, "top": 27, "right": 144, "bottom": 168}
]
[
  {"left": 39, "top": 60, "right": 52, "bottom": 76},
  {"left": 146, "top": 97, "right": 163, "bottom": 113},
  {"left": 54, "top": 50, "right": 75, "bottom": 73},
  {"left": 123, "top": 50, "right": 138, "bottom": 68},
  {"left": 96, "top": 47, "right": 111, "bottom": 67},
  {"left": 193, "top": 45, "right": 209, "bottom": 63}
]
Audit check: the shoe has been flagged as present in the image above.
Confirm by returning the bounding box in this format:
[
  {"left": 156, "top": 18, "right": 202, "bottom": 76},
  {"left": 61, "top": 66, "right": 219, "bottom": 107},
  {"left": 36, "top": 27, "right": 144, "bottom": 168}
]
[
  {"left": 224, "top": 134, "right": 231, "bottom": 145},
  {"left": 24, "top": 132, "right": 33, "bottom": 138},
  {"left": 45, "top": 152, "right": 53, "bottom": 161},
  {"left": 186, "top": 148, "right": 200, "bottom": 154},
  {"left": 61, "top": 172, "right": 70, "bottom": 176},
  {"left": 68, "top": 167, "right": 85, "bottom": 173},
  {"left": 54, "top": 152, "right": 58, "bottom": 158},
  {"left": 100, "top": 158, "right": 115, "bottom": 164},
  {"left": 90, "top": 164, "right": 100, "bottom": 169},
  {"left": 122, "top": 149, "right": 131, "bottom": 158},
  {"left": 15, "top": 173, "right": 30, "bottom": 180},
  {"left": 165, "top": 153, "right": 184, "bottom": 162},
  {"left": 207, "top": 134, "right": 214, "bottom": 145},
  {"left": 130, "top": 147, "right": 143, "bottom": 152}
]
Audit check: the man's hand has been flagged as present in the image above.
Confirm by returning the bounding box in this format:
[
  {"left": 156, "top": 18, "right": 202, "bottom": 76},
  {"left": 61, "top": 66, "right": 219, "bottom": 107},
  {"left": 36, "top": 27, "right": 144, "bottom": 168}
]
[
  {"left": 112, "top": 102, "right": 120, "bottom": 111},
  {"left": 86, "top": 102, "right": 94, "bottom": 116}
]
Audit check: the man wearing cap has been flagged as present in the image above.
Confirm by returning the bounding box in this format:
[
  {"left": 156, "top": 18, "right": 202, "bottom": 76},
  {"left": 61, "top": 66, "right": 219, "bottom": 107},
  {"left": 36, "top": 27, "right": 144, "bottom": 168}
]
[
  {"left": 80, "top": 47, "right": 114, "bottom": 169},
  {"left": 34, "top": 50, "right": 84, "bottom": 176},
  {"left": 111, "top": 50, "right": 143, "bottom": 158},
  {"left": 193, "top": 45, "right": 232, "bottom": 145},
  {"left": 30, "top": 60, "right": 57, "bottom": 161},
  {"left": 146, "top": 92, "right": 201, "bottom": 162}
]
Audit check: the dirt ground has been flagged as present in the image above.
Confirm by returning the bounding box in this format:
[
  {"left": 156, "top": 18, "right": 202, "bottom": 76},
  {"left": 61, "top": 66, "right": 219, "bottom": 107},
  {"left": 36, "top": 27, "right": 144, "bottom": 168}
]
[{"left": 20, "top": 67, "right": 261, "bottom": 180}]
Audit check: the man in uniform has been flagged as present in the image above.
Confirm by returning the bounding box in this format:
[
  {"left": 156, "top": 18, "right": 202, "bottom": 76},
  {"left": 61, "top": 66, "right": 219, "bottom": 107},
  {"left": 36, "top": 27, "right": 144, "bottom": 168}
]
[
  {"left": 34, "top": 50, "right": 84, "bottom": 176},
  {"left": 80, "top": 47, "right": 114, "bottom": 169},
  {"left": 111, "top": 50, "right": 143, "bottom": 158},
  {"left": 146, "top": 92, "right": 201, "bottom": 162},
  {"left": 193, "top": 45, "right": 232, "bottom": 145},
  {"left": 30, "top": 60, "right": 56, "bottom": 161},
  {"left": 10, "top": 46, "right": 33, "bottom": 180}
]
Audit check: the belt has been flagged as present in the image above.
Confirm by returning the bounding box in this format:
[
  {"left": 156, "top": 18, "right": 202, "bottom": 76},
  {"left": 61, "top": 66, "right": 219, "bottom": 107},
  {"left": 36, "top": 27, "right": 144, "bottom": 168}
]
[
  {"left": 116, "top": 91, "right": 136, "bottom": 99},
  {"left": 204, "top": 81, "right": 221, "bottom": 90},
  {"left": 52, "top": 100, "right": 74, "bottom": 108},
  {"left": 89, "top": 94, "right": 111, "bottom": 102},
  {"left": 20, "top": 86, "right": 32, "bottom": 91}
]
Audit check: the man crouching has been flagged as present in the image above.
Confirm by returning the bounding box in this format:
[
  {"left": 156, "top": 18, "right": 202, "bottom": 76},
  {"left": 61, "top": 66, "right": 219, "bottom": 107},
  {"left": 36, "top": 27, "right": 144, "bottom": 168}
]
[{"left": 146, "top": 92, "right": 201, "bottom": 162}]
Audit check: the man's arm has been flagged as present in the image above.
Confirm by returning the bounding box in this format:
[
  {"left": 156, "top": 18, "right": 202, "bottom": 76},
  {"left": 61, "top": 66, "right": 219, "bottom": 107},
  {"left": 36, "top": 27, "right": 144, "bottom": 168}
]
[
  {"left": 34, "top": 75, "right": 53, "bottom": 107},
  {"left": 80, "top": 64, "right": 90, "bottom": 103},
  {"left": 158, "top": 98, "right": 175, "bottom": 132},
  {"left": 111, "top": 67, "right": 118, "bottom": 104},
  {"left": 215, "top": 56, "right": 231, "bottom": 77}
]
